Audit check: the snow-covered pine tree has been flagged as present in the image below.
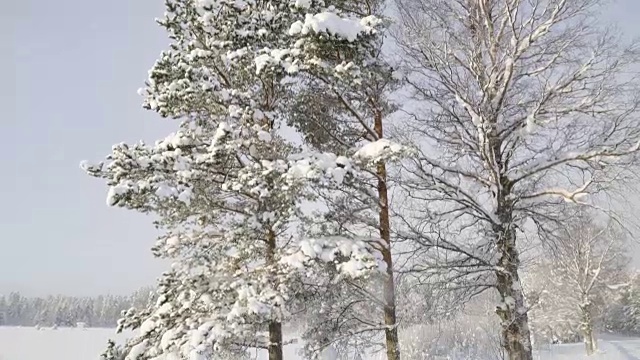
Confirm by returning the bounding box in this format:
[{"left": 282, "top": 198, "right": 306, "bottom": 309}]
[
  {"left": 102, "top": 339, "right": 126, "bottom": 360},
  {"left": 282, "top": 1, "right": 406, "bottom": 359},
  {"left": 84, "top": 2, "right": 300, "bottom": 359},
  {"left": 82, "top": 0, "right": 385, "bottom": 359}
]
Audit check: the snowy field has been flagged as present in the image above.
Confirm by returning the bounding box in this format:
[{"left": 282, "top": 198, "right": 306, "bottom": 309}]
[
  {"left": 2, "top": 326, "right": 640, "bottom": 360},
  {"left": 536, "top": 340, "right": 640, "bottom": 359},
  {"left": 0, "top": 327, "right": 301, "bottom": 360},
  {"left": 535, "top": 334, "right": 640, "bottom": 360}
]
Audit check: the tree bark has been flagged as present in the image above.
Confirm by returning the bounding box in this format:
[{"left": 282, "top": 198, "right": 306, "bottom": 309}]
[
  {"left": 268, "top": 321, "right": 284, "bottom": 360},
  {"left": 580, "top": 302, "right": 597, "bottom": 355},
  {"left": 494, "top": 180, "right": 533, "bottom": 360},
  {"left": 494, "top": 228, "right": 533, "bottom": 360},
  {"left": 374, "top": 111, "right": 401, "bottom": 360},
  {"left": 486, "top": 90, "right": 533, "bottom": 359},
  {"left": 266, "top": 229, "right": 284, "bottom": 360}
]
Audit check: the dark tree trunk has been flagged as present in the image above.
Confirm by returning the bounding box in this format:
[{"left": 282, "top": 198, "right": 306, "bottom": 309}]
[
  {"left": 266, "top": 229, "right": 284, "bottom": 360},
  {"left": 374, "top": 111, "right": 401, "bottom": 360},
  {"left": 268, "top": 321, "right": 284, "bottom": 360}
]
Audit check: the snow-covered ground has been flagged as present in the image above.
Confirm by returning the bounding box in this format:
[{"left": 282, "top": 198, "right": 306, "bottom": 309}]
[
  {"left": 535, "top": 334, "right": 640, "bottom": 359},
  {"left": 536, "top": 340, "right": 640, "bottom": 359},
  {"left": 2, "top": 326, "right": 640, "bottom": 360},
  {"left": 0, "top": 327, "right": 301, "bottom": 360}
]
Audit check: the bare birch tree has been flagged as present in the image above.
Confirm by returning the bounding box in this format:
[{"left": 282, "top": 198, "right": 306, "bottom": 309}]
[
  {"left": 530, "top": 211, "right": 630, "bottom": 355},
  {"left": 392, "top": 0, "right": 640, "bottom": 358}
]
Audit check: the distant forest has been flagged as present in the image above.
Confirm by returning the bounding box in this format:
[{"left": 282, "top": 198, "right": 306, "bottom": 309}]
[{"left": 0, "top": 288, "right": 154, "bottom": 328}]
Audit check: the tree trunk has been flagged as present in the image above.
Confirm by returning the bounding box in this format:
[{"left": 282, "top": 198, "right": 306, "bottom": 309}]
[
  {"left": 268, "top": 321, "right": 284, "bottom": 360},
  {"left": 374, "top": 111, "right": 401, "bottom": 360},
  {"left": 494, "top": 200, "right": 533, "bottom": 360},
  {"left": 266, "top": 229, "right": 284, "bottom": 360},
  {"left": 495, "top": 240, "right": 533, "bottom": 360},
  {"left": 580, "top": 302, "right": 597, "bottom": 355},
  {"left": 583, "top": 329, "right": 596, "bottom": 356},
  {"left": 489, "top": 107, "right": 533, "bottom": 359},
  {"left": 381, "top": 237, "right": 400, "bottom": 360}
]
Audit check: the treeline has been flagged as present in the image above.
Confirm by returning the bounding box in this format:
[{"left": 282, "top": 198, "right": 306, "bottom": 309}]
[
  {"left": 0, "top": 288, "right": 153, "bottom": 328},
  {"left": 604, "top": 275, "right": 640, "bottom": 337}
]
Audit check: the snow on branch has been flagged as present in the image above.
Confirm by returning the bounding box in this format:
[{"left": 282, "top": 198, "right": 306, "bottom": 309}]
[
  {"left": 281, "top": 236, "right": 385, "bottom": 279},
  {"left": 287, "top": 152, "right": 353, "bottom": 185},
  {"left": 287, "top": 139, "right": 412, "bottom": 183},
  {"left": 521, "top": 179, "right": 593, "bottom": 204},
  {"left": 353, "top": 138, "right": 414, "bottom": 165},
  {"left": 511, "top": 141, "right": 640, "bottom": 184},
  {"left": 254, "top": 48, "right": 301, "bottom": 75},
  {"left": 289, "top": 12, "right": 382, "bottom": 42}
]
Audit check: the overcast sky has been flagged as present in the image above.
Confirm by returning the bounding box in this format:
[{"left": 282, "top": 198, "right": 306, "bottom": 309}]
[{"left": 1, "top": 0, "right": 640, "bottom": 297}]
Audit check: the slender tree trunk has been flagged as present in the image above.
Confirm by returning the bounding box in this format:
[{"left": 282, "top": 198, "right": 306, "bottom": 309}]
[
  {"left": 266, "top": 229, "right": 284, "bottom": 360},
  {"left": 583, "top": 328, "right": 596, "bottom": 356},
  {"left": 268, "top": 321, "right": 284, "bottom": 360},
  {"left": 494, "top": 228, "right": 533, "bottom": 360},
  {"left": 580, "top": 302, "right": 597, "bottom": 355},
  {"left": 494, "top": 186, "right": 533, "bottom": 360},
  {"left": 374, "top": 111, "right": 401, "bottom": 360},
  {"left": 260, "top": 105, "right": 283, "bottom": 360},
  {"left": 583, "top": 327, "right": 596, "bottom": 355}
]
